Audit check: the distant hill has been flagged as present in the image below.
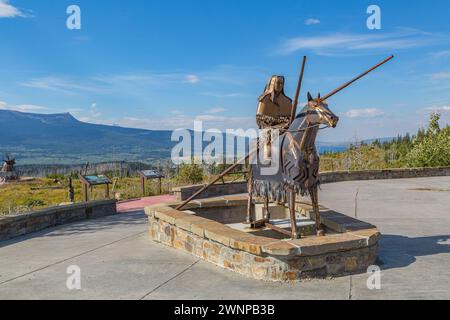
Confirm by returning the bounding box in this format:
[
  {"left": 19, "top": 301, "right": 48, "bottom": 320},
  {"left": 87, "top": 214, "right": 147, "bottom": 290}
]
[
  {"left": 0, "top": 110, "right": 371, "bottom": 165},
  {"left": 0, "top": 110, "right": 175, "bottom": 164}
]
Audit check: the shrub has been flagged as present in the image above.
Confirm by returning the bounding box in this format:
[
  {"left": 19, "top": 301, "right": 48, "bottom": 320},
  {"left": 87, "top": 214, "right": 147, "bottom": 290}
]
[
  {"left": 24, "top": 199, "right": 46, "bottom": 208},
  {"left": 176, "top": 164, "right": 204, "bottom": 184},
  {"left": 404, "top": 113, "right": 450, "bottom": 168}
]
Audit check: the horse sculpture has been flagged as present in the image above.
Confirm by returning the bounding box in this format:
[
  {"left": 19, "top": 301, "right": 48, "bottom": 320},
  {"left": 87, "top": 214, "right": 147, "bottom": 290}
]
[
  {"left": 175, "top": 55, "right": 394, "bottom": 237},
  {"left": 247, "top": 92, "right": 339, "bottom": 239},
  {"left": 246, "top": 55, "right": 394, "bottom": 239}
]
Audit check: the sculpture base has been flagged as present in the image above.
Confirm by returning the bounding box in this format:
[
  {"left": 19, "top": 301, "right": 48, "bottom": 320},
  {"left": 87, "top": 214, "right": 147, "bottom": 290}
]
[{"left": 145, "top": 195, "right": 379, "bottom": 281}]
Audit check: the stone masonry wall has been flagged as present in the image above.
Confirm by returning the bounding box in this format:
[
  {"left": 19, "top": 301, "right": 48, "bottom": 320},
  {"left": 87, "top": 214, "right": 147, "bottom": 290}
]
[
  {"left": 173, "top": 167, "right": 450, "bottom": 201},
  {"left": 173, "top": 181, "right": 248, "bottom": 201},
  {"left": 319, "top": 166, "right": 450, "bottom": 184},
  {"left": 148, "top": 216, "right": 378, "bottom": 281},
  {"left": 0, "top": 199, "right": 117, "bottom": 241}
]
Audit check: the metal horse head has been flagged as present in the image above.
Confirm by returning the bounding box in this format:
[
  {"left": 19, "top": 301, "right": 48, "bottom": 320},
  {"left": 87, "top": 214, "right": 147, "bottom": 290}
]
[{"left": 303, "top": 92, "right": 339, "bottom": 129}]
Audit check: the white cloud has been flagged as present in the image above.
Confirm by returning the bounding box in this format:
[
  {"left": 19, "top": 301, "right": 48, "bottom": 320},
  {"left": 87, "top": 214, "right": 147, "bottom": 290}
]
[
  {"left": 84, "top": 110, "right": 256, "bottom": 131},
  {"left": 0, "top": 101, "right": 48, "bottom": 112},
  {"left": 64, "top": 108, "right": 82, "bottom": 114},
  {"left": 22, "top": 66, "right": 266, "bottom": 98},
  {"left": 185, "top": 74, "right": 200, "bottom": 84},
  {"left": 14, "top": 104, "right": 48, "bottom": 112},
  {"left": 79, "top": 103, "right": 102, "bottom": 122},
  {"left": 430, "top": 50, "right": 450, "bottom": 59},
  {"left": 170, "top": 109, "right": 184, "bottom": 115},
  {"left": 277, "top": 28, "right": 435, "bottom": 55},
  {"left": 0, "top": 0, "right": 26, "bottom": 18},
  {"left": 429, "top": 72, "right": 450, "bottom": 80},
  {"left": 23, "top": 72, "right": 202, "bottom": 95},
  {"left": 200, "top": 92, "right": 246, "bottom": 98},
  {"left": 305, "top": 18, "right": 320, "bottom": 26},
  {"left": 205, "top": 107, "right": 226, "bottom": 114},
  {"left": 343, "top": 108, "right": 385, "bottom": 118},
  {"left": 22, "top": 76, "right": 106, "bottom": 94},
  {"left": 423, "top": 105, "right": 450, "bottom": 113}
]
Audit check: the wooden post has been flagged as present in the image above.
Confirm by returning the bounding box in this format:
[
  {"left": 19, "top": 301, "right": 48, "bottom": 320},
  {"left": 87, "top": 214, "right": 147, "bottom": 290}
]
[
  {"left": 111, "top": 178, "right": 118, "bottom": 194},
  {"left": 158, "top": 177, "right": 162, "bottom": 195},
  {"left": 68, "top": 177, "right": 74, "bottom": 203},
  {"left": 83, "top": 183, "right": 88, "bottom": 202},
  {"left": 141, "top": 176, "right": 146, "bottom": 197},
  {"left": 105, "top": 183, "right": 110, "bottom": 199}
]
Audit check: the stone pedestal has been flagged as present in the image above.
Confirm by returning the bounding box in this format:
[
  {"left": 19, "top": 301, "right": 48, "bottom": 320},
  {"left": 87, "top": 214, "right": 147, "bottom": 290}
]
[{"left": 145, "top": 195, "right": 380, "bottom": 281}]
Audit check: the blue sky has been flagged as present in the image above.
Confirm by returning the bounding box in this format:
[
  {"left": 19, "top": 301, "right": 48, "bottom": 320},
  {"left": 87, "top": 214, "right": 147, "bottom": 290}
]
[{"left": 1, "top": 0, "right": 450, "bottom": 142}]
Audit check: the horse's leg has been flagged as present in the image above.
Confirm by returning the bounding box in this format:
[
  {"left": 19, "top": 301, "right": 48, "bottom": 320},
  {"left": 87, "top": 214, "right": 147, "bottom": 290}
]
[
  {"left": 246, "top": 171, "right": 254, "bottom": 224},
  {"left": 289, "top": 189, "right": 299, "bottom": 239},
  {"left": 310, "top": 186, "right": 325, "bottom": 236}
]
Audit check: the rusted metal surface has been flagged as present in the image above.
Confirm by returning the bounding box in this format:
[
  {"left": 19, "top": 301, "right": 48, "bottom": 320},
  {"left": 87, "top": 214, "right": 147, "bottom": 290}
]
[
  {"left": 250, "top": 98, "right": 336, "bottom": 239},
  {"left": 290, "top": 56, "right": 307, "bottom": 125},
  {"left": 175, "top": 56, "right": 394, "bottom": 240},
  {"left": 249, "top": 56, "right": 394, "bottom": 239},
  {"left": 176, "top": 149, "right": 258, "bottom": 210},
  {"left": 265, "top": 222, "right": 293, "bottom": 237}
]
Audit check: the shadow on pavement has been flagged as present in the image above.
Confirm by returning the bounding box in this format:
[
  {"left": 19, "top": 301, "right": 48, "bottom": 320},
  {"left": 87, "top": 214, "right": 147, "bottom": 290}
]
[
  {"left": 379, "top": 234, "right": 450, "bottom": 270},
  {"left": 0, "top": 211, "right": 147, "bottom": 248}
]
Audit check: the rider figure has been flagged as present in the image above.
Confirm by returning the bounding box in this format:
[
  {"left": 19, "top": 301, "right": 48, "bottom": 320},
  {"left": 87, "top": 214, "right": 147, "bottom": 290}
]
[{"left": 256, "top": 76, "right": 293, "bottom": 159}]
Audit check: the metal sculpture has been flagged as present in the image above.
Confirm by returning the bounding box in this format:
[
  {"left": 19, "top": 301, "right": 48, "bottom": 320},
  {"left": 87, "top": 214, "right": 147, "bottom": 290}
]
[
  {"left": 176, "top": 56, "right": 394, "bottom": 239},
  {"left": 247, "top": 55, "right": 394, "bottom": 239},
  {"left": 1, "top": 153, "right": 16, "bottom": 172},
  {"left": 0, "top": 153, "right": 19, "bottom": 182}
]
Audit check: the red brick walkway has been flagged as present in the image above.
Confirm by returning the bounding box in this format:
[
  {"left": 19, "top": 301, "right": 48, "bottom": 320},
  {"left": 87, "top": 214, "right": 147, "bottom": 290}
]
[{"left": 116, "top": 194, "right": 176, "bottom": 213}]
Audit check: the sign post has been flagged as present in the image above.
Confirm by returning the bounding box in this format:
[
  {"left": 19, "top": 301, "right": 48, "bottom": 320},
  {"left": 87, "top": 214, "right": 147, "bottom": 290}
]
[
  {"left": 138, "top": 170, "right": 165, "bottom": 196},
  {"left": 79, "top": 175, "right": 112, "bottom": 202}
]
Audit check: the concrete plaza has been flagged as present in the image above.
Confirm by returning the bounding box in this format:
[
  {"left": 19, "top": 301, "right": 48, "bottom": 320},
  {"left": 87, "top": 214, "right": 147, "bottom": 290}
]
[{"left": 0, "top": 177, "right": 449, "bottom": 300}]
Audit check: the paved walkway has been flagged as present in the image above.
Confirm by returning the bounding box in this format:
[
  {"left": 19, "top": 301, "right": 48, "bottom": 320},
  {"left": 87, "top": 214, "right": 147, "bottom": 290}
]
[
  {"left": 0, "top": 177, "right": 449, "bottom": 300},
  {"left": 116, "top": 195, "right": 175, "bottom": 213}
]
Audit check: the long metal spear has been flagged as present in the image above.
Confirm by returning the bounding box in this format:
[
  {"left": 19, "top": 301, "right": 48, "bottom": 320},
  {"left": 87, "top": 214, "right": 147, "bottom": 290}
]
[
  {"left": 175, "top": 152, "right": 254, "bottom": 210},
  {"left": 290, "top": 56, "right": 307, "bottom": 124},
  {"left": 176, "top": 56, "right": 308, "bottom": 211},
  {"left": 321, "top": 55, "right": 394, "bottom": 101}
]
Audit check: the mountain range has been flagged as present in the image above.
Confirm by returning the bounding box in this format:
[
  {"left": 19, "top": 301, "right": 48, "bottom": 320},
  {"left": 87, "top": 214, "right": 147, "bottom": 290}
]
[{"left": 0, "top": 110, "right": 383, "bottom": 165}]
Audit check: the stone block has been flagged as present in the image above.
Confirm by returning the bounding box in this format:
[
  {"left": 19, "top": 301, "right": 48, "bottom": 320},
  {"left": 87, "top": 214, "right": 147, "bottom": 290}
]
[
  {"left": 289, "top": 233, "right": 368, "bottom": 256},
  {"left": 224, "top": 196, "right": 248, "bottom": 206},
  {"left": 254, "top": 203, "right": 287, "bottom": 221},
  {"left": 154, "top": 207, "right": 186, "bottom": 225},
  {"left": 251, "top": 265, "right": 269, "bottom": 279},
  {"left": 174, "top": 214, "right": 208, "bottom": 233},
  {"left": 195, "top": 198, "right": 228, "bottom": 208},
  {"left": 349, "top": 228, "right": 381, "bottom": 246},
  {"left": 204, "top": 226, "right": 234, "bottom": 247},
  {"left": 262, "top": 241, "right": 299, "bottom": 256}
]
